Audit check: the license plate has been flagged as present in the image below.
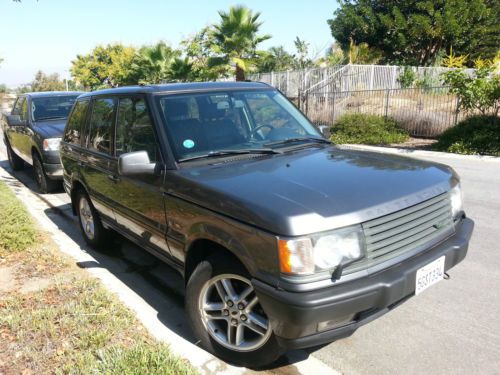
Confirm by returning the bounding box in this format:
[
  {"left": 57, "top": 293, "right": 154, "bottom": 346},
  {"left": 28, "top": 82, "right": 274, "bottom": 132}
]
[{"left": 415, "top": 256, "right": 445, "bottom": 295}]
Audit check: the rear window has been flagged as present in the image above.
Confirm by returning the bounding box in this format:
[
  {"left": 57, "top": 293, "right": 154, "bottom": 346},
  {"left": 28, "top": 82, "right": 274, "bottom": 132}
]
[
  {"left": 87, "top": 98, "right": 115, "bottom": 154},
  {"left": 32, "top": 95, "right": 79, "bottom": 121},
  {"left": 64, "top": 100, "right": 89, "bottom": 145}
]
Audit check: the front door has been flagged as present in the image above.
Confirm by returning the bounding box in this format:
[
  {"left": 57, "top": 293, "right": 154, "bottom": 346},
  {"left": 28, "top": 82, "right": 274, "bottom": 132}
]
[{"left": 110, "top": 96, "right": 170, "bottom": 256}]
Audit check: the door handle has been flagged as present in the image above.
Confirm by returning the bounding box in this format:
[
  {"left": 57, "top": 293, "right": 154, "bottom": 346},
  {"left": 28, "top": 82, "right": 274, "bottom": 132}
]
[{"left": 107, "top": 174, "right": 120, "bottom": 182}]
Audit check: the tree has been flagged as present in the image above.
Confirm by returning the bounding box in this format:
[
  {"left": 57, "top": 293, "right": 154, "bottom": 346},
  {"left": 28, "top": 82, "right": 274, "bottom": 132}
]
[
  {"left": 293, "top": 37, "right": 314, "bottom": 70},
  {"left": 133, "top": 42, "right": 182, "bottom": 84},
  {"left": 182, "top": 26, "right": 230, "bottom": 81},
  {"left": 169, "top": 57, "right": 193, "bottom": 82},
  {"left": 30, "top": 70, "right": 66, "bottom": 92},
  {"left": 256, "top": 46, "right": 295, "bottom": 72},
  {"left": 442, "top": 66, "right": 500, "bottom": 115},
  {"left": 316, "top": 43, "right": 346, "bottom": 67},
  {"left": 71, "top": 44, "right": 138, "bottom": 90},
  {"left": 328, "top": 0, "right": 499, "bottom": 66},
  {"left": 212, "top": 5, "right": 271, "bottom": 81}
]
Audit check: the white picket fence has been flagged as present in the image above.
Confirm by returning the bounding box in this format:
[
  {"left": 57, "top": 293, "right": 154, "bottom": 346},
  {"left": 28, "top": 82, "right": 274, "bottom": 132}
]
[{"left": 248, "top": 64, "right": 475, "bottom": 98}]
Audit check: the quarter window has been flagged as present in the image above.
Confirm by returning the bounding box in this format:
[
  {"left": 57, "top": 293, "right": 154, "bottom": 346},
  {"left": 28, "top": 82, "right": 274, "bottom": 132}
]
[
  {"left": 88, "top": 98, "right": 115, "bottom": 154},
  {"left": 115, "top": 97, "right": 158, "bottom": 161},
  {"left": 64, "top": 100, "right": 89, "bottom": 145}
]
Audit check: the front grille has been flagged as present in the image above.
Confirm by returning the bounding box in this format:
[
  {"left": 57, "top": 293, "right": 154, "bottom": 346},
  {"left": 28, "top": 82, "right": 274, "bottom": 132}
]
[{"left": 346, "top": 193, "right": 454, "bottom": 274}]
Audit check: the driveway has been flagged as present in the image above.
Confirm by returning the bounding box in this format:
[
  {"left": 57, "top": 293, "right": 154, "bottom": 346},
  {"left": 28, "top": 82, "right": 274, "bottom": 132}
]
[{"left": 1, "top": 134, "right": 499, "bottom": 374}]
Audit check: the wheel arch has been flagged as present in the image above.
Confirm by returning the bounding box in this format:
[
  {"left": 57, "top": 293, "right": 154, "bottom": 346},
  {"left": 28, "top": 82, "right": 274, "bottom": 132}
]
[
  {"left": 69, "top": 179, "right": 87, "bottom": 215},
  {"left": 184, "top": 235, "right": 253, "bottom": 284}
]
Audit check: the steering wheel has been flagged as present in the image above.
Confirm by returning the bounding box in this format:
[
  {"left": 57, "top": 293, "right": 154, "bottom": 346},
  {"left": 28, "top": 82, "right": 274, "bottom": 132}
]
[{"left": 250, "top": 124, "right": 275, "bottom": 139}]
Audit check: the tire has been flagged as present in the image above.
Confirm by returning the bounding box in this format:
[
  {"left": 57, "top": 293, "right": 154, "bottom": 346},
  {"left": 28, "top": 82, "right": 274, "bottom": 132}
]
[
  {"left": 185, "top": 255, "right": 284, "bottom": 368},
  {"left": 5, "top": 139, "right": 24, "bottom": 171},
  {"left": 76, "top": 190, "right": 110, "bottom": 250},
  {"left": 33, "top": 153, "right": 58, "bottom": 193}
]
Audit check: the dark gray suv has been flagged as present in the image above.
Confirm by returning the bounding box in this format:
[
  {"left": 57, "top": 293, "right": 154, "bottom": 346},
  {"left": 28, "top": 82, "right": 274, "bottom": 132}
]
[
  {"left": 2, "top": 92, "right": 83, "bottom": 192},
  {"left": 60, "top": 82, "right": 473, "bottom": 367}
]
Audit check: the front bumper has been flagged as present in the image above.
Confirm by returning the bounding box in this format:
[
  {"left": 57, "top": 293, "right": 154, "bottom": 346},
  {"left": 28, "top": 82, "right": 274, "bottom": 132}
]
[
  {"left": 43, "top": 162, "right": 63, "bottom": 179},
  {"left": 253, "top": 217, "right": 474, "bottom": 349}
]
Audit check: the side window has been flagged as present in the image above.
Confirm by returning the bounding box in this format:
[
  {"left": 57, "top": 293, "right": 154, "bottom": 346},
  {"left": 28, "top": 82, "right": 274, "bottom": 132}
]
[
  {"left": 115, "top": 97, "right": 158, "bottom": 161},
  {"left": 88, "top": 98, "right": 115, "bottom": 154},
  {"left": 20, "top": 99, "right": 29, "bottom": 121},
  {"left": 64, "top": 100, "right": 89, "bottom": 145},
  {"left": 12, "top": 97, "right": 24, "bottom": 115}
]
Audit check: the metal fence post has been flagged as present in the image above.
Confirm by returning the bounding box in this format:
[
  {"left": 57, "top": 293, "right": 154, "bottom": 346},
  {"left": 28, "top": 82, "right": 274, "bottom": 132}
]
[
  {"left": 384, "top": 89, "right": 390, "bottom": 118},
  {"left": 271, "top": 71, "right": 275, "bottom": 87}
]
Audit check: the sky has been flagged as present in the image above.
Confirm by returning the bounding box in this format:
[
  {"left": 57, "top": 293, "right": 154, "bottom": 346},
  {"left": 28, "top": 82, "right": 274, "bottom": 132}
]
[{"left": 0, "top": 0, "right": 337, "bottom": 87}]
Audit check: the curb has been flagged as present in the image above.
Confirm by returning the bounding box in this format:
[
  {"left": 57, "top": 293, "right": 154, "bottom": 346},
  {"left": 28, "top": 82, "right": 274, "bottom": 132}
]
[
  {"left": 338, "top": 144, "right": 500, "bottom": 162},
  {"left": 0, "top": 160, "right": 339, "bottom": 375}
]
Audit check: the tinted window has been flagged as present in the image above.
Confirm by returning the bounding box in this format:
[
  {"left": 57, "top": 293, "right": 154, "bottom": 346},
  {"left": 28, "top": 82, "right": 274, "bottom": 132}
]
[
  {"left": 88, "top": 98, "right": 115, "bottom": 154},
  {"left": 32, "top": 95, "right": 79, "bottom": 121},
  {"left": 20, "top": 99, "right": 29, "bottom": 121},
  {"left": 12, "top": 97, "right": 25, "bottom": 115},
  {"left": 156, "top": 90, "right": 320, "bottom": 160},
  {"left": 115, "top": 97, "right": 158, "bottom": 161},
  {"left": 64, "top": 100, "right": 89, "bottom": 145}
]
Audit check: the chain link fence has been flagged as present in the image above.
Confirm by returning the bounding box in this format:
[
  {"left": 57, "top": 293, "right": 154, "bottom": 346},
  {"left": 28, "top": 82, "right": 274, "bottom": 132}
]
[{"left": 302, "top": 87, "right": 465, "bottom": 138}]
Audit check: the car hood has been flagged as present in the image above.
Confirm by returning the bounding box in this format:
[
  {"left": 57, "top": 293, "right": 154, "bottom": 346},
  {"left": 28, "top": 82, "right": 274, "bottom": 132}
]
[
  {"left": 167, "top": 146, "right": 457, "bottom": 236},
  {"left": 33, "top": 119, "right": 66, "bottom": 138}
]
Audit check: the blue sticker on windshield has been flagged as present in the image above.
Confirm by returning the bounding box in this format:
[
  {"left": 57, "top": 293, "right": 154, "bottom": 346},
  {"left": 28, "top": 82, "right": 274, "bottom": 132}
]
[{"left": 183, "top": 139, "right": 195, "bottom": 149}]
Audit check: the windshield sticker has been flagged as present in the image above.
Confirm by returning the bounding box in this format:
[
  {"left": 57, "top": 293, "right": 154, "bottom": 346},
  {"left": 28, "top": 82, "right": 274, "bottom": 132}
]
[{"left": 183, "top": 139, "right": 195, "bottom": 149}]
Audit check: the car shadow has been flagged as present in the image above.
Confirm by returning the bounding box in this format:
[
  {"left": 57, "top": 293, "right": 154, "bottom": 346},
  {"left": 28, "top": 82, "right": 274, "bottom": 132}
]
[{"left": 0, "top": 156, "right": 325, "bottom": 372}]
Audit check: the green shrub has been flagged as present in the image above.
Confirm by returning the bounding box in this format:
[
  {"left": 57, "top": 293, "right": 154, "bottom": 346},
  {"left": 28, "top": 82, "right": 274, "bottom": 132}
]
[
  {"left": 330, "top": 113, "right": 409, "bottom": 145},
  {"left": 398, "top": 66, "right": 416, "bottom": 88},
  {"left": 434, "top": 115, "right": 500, "bottom": 156},
  {"left": 0, "top": 181, "right": 37, "bottom": 253}
]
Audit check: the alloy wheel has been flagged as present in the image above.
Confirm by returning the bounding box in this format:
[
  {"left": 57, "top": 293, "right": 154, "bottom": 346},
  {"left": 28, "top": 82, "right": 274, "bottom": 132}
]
[
  {"left": 79, "top": 197, "right": 95, "bottom": 240},
  {"left": 198, "top": 274, "right": 272, "bottom": 352}
]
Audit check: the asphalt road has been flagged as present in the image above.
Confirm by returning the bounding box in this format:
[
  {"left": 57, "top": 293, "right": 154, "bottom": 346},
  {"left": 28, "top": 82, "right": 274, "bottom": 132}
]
[{"left": 1, "top": 135, "right": 499, "bottom": 374}]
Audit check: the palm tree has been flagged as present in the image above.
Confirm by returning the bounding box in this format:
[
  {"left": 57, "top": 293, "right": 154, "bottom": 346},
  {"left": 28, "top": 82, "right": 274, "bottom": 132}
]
[
  {"left": 134, "top": 42, "right": 181, "bottom": 84},
  {"left": 169, "top": 57, "right": 193, "bottom": 82},
  {"left": 212, "top": 5, "right": 271, "bottom": 81}
]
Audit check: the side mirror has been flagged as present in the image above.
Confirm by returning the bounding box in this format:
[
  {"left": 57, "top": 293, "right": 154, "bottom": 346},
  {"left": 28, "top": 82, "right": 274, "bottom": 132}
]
[
  {"left": 6, "top": 115, "right": 26, "bottom": 127},
  {"left": 118, "top": 151, "right": 156, "bottom": 176},
  {"left": 318, "top": 124, "right": 331, "bottom": 138}
]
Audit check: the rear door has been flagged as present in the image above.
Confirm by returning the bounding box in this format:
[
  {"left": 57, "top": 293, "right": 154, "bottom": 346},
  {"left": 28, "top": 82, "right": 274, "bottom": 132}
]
[
  {"left": 110, "top": 95, "right": 170, "bottom": 256},
  {"left": 81, "top": 97, "right": 117, "bottom": 222}
]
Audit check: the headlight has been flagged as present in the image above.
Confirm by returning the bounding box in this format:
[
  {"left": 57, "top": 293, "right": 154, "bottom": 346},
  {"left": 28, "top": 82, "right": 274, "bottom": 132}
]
[
  {"left": 278, "top": 225, "right": 364, "bottom": 276},
  {"left": 450, "top": 183, "right": 463, "bottom": 218},
  {"left": 43, "top": 138, "right": 61, "bottom": 151}
]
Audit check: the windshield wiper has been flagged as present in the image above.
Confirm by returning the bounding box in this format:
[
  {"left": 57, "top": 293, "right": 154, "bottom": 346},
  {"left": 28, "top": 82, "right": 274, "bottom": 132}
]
[
  {"left": 36, "top": 116, "right": 67, "bottom": 121},
  {"left": 264, "top": 137, "right": 331, "bottom": 147},
  {"left": 178, "top": 148, "right": 282, "bottom": 162}
]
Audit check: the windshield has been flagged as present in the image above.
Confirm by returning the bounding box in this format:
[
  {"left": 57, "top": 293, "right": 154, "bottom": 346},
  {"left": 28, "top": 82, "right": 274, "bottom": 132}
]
[
  {"left": 32, "top": 95, "right": 80, "bottom": 121},
  {"left": 155, "top": 89, "right": 324, "bottom": 161}
]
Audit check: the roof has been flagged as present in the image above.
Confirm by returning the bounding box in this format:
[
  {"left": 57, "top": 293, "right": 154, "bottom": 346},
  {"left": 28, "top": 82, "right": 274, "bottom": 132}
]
[
  {"left": 24, "top": 91, "right": 84, "bottom": 98},
  {"left": 78, "top": 81, "right": 272, "bottom": 99}
]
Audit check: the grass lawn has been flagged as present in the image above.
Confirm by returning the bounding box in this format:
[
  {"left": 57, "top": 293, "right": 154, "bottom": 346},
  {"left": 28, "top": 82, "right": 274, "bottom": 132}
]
[{"left": 0, "top": 181, "right": 196, "bottom": 375}]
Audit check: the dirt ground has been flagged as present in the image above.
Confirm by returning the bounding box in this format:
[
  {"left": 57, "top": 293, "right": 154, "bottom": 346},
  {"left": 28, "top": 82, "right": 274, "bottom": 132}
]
[{"left": 389, "top": 137, "right": 437, "bottom": 150}]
